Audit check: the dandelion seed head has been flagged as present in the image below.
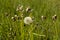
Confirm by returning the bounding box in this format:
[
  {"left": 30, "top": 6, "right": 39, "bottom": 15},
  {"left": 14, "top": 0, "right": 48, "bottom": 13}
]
[{"left": 24, "top": 17, "right": 33, "bottom": 25}]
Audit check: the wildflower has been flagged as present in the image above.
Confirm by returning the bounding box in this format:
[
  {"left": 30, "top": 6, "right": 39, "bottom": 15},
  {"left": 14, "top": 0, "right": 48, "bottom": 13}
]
[
  {"left": 14, "top": 15, "right": 21, "bottom": 20},
  {"left": 14, "top": 15, "right": 18, "bottom": 17},
  {"left": 11, "top": 17, "right": 16, "bottom": 21},
  {"left": 21, "top": 14, "right": 24, "bottom": 18},
  {"left": 24, "top": 17, "right": 33, "bottom": 25},
  {"left": 19, "top": 5, "right": 24, "bottom": 11},
  {"left": 52, "top": 14, "right": 57, "bottom": 20},
  {"left": 11, "top": 17, "right": 14, "bottom": 19},
  {"left": 16, "top": 5, "right": 24, "bottom": 12},
  {"left": 26, "top": 6, "right": 33, "bottom": 13},
  {"left": 41, "top": 15, "right": 46, "bottom": 21}
]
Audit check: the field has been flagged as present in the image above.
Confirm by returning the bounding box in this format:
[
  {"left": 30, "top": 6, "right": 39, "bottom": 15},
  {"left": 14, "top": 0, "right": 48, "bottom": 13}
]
[{"left": 0, "top": 0, "right": 60, "bottom": 40}]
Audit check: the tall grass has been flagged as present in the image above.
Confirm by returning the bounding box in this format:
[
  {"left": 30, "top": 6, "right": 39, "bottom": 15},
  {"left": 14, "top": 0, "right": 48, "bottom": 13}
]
[{"left": 0, "top": 0, "right": 60, "bottom": 40}]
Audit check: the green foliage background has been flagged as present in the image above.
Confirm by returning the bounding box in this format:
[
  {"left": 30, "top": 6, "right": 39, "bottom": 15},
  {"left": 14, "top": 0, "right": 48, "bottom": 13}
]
[{"left": 0, "top": 0, "right": 60, "bottom": 40}]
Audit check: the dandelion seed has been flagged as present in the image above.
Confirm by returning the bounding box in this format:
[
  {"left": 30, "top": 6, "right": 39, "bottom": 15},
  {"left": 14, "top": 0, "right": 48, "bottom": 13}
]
[{"left": 24, "top": 17, "right": 33, "bottom": 25}]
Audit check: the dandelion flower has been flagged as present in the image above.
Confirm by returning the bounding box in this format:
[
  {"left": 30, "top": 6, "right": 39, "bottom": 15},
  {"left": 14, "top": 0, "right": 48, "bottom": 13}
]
[{"left": 24, "top": 17, "right": 33, "bottom": 25}]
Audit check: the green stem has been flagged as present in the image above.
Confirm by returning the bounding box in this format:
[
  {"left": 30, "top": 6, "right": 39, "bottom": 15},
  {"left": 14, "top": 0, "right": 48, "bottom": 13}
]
[
  {"left": 20, "top": 15, "right": 24, "bottom": 40},
  {"left": 54, "top": 22, "right": 58, "bottom": 40},
  {"left": 29, "top": 24, "right": 33, "bottom": 40}
]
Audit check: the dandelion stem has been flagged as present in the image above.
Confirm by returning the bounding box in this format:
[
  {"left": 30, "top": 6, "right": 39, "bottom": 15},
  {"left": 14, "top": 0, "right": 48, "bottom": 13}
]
[
  {"left": 20, "top": 14, "right": 24, "bottom": 40},
  {"left": 29, "top": 12, "right": 34, "bottom": 40},
  {"left": 29, "top": 24, "right": 33, "bottom": 40}
]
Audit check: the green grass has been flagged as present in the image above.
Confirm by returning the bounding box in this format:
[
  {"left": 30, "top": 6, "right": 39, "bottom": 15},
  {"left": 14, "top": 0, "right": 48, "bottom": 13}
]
[{"left": 0, "top": 0, "right": 60, "bottom": 40}]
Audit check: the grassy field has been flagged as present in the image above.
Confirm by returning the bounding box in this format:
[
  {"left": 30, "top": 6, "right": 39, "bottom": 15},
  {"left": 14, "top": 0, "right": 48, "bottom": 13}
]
[{"left": 0, "top": 0, "right": 60, "bottom": 40}]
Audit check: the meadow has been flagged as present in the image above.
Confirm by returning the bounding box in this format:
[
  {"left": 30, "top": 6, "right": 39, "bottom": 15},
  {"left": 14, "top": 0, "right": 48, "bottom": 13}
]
[{"left": 0, "top": 0, "right": 60, "bottom": 40}]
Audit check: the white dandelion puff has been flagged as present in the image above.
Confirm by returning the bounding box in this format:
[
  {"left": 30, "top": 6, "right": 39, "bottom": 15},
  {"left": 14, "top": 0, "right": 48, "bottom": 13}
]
[{"left": 24, "top": 17, "right": 33, "bottom": 25}]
